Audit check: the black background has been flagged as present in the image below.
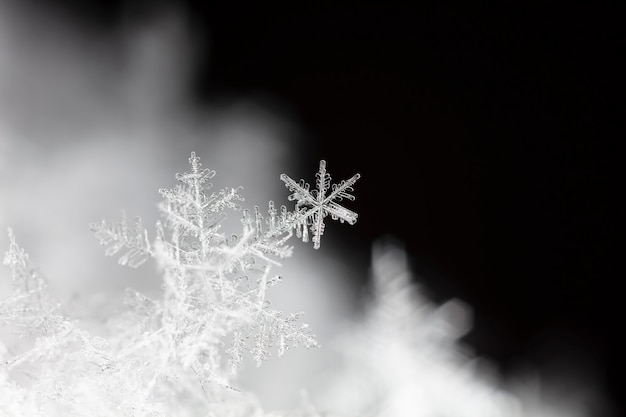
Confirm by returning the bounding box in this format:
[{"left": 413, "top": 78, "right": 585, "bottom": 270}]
[{"left": 27, "top": 1, "right": 626, "bottom": 412}]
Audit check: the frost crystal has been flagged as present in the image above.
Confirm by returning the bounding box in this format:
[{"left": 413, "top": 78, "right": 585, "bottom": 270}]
[
  {"left": 1, "top": 152, "right": 359, "bottom": 416},
  {"left": 281, "top": 160, "right": 360, "bottom": 249},
  {"left": 91, "top": 211, "right": 153, "bottom": 268}
]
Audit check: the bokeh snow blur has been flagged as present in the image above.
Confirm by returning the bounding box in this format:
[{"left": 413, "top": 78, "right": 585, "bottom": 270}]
[{"left": 0, "top": 1, "right": 615, "bottom": 416}]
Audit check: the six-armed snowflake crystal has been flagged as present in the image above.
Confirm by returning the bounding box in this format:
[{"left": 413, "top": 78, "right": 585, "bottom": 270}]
[{"left": 281, "top": 160, "right": 360, "bottom": 249}]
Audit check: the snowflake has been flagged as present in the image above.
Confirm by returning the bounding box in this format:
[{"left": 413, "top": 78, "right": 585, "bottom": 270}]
[{"left": 280, "top": 160, "right": 360, "bottom": 249}]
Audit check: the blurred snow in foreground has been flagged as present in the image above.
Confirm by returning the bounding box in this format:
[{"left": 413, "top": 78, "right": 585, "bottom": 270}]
[
  {"left": 0, "top": 2, "right": 615, "bottom": 416},
  {"left": 312, "top": 237, "right": 612, "bottom": 417}
]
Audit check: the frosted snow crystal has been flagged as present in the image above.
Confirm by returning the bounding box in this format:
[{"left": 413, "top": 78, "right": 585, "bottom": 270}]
[{"left": 280, "top": 160, "right": 360, "bottom": 249}]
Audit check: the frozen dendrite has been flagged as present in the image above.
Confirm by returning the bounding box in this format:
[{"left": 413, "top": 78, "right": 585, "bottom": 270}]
[{"left": 1, "top": 153, "right": 359, "bottom": 417}]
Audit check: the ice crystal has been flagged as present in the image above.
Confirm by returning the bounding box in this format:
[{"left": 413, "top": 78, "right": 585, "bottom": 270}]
[
  {"left": 281, "top": 160, "right": 360, "bottom": 249},
  {"left": 91, "top": 211, "right": 153, "bottom": 268},
  {"left": 1, "top": 152, "right": 359, "bottom": 416}
]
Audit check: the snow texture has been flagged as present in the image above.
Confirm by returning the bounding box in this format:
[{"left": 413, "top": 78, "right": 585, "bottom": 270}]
[{"left": 1, "top": 153, "right": 359, "bottom": 416}]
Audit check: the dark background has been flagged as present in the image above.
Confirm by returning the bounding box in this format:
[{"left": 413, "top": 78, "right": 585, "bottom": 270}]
[{"left": 28, "top": 1, "right": 626, "bottom": 412}]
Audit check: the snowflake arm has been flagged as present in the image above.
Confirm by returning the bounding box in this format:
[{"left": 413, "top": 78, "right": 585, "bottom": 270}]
[
  {"left": 280, "top": 160, "right": 360, "bottom": 249},
  {"left": 89, "top": 210, "right": 153, "bottom": 268},
  {"left": 3, "top": 228, "right": 45, "bottom": 294}
]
